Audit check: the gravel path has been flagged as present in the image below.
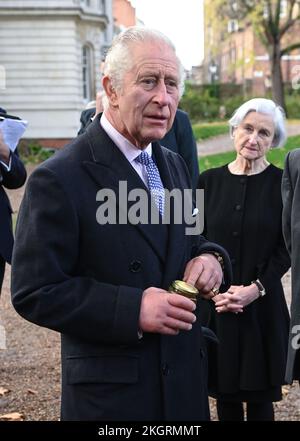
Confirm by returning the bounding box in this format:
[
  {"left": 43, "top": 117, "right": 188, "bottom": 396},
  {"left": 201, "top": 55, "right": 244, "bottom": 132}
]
[{"left": 0, "top": 165, "right": 299, "bottom": 421}]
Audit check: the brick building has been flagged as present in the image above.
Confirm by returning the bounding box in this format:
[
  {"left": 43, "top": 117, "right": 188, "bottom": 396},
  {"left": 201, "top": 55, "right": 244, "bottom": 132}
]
[
  {"left": 203, "top": 0, "right": 300, "bottom": 95},
  {"left": 113, "top": 0, "right": 135, "bottom": 30}
]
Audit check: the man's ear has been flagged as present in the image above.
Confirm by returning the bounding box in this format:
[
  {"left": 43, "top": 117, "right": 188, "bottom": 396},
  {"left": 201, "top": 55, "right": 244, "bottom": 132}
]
[{"left": 102, "top": 76, "right": 118, "bottom": 107}]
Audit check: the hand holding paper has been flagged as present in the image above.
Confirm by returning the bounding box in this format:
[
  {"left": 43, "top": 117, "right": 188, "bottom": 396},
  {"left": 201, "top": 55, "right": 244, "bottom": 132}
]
[{"left": 0, "top": 117, "right": 28, "bottom": 152}]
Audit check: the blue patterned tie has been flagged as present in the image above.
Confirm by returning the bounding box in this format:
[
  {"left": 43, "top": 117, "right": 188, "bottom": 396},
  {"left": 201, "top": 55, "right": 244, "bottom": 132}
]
[{"left": 136, "top": 151, "right": 165, "bottom": 216}]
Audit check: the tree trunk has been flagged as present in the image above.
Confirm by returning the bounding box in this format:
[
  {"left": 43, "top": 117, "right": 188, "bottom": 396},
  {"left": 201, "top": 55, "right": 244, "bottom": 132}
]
[{"left": 270, "top": 42, "right": 287, "bottom": 115}]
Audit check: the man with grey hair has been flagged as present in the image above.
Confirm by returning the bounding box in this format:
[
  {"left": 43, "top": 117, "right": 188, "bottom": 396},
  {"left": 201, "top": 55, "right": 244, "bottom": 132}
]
[{"left": 11, "top": 26, "right": 231, "bottom": 420}]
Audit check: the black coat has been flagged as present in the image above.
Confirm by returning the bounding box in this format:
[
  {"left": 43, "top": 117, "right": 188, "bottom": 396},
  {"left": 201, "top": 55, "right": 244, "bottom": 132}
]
[
  {"left": 198, "top": 164, "right": 290, "bottom": 398},
  {"left": 282, "top": 149, "right": 300, "bottom": 383},
  {"left": 0, "top": 152, "right": 27, "bottom": 264},
  {"left": 78, "top": 108, "right": 199, "bottom": 189},
  {"left": 11, "top": 115, "right": 231, "bottom": 421}
]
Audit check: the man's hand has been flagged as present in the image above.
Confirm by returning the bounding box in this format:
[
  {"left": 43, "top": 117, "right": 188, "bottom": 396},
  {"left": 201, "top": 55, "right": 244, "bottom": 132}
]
[
  {"left": 0, "top": 129, "right": 10, "bottom": 165},
  {"left": 139, "top": 287, "right": 197, "bottom": 335},
  {"left": 183, "top": 253, "right": 223, "bottom": 299}
]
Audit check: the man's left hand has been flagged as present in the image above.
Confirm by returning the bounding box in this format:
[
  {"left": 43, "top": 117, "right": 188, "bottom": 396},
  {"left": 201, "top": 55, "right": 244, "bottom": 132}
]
[{"left": 183, "top": 253, "right": 223, "bottom": 299}]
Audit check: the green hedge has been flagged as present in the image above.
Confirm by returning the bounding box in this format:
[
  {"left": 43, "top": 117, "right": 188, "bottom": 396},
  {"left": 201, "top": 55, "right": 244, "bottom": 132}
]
[
  {"left": 18, "top": 140, "right": 55, "bottom": 164},
  {"left": 286, "top": 95, "right": 300, "bottom": 119},
  {"left": 180, "top": 83, "right": 300, "bottom": 121}
]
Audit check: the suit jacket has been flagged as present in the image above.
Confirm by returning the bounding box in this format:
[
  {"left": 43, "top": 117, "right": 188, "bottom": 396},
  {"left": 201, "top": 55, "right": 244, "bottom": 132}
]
[
  {"left": 78, "top": 108, "right": 199, "bottom": 189},
  {"left": 0, "top": 152, "right": 27, "bottom": 264},
  {"left": 282, "top": 149, "right": 300, "bottom": 383},
  {"left": 11, "top": 115, "right": 230, "bottom": 421}
]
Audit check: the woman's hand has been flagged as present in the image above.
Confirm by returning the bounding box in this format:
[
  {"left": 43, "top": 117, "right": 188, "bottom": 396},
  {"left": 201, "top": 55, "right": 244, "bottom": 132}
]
[{"left": 212, "top": 283, "right": 260, "bottom": 314}]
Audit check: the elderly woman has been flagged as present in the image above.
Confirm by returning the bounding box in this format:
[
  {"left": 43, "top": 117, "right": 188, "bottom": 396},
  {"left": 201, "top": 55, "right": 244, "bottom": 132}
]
[{"left": 198, "top": 98, "right": 290, "bottom": 421}]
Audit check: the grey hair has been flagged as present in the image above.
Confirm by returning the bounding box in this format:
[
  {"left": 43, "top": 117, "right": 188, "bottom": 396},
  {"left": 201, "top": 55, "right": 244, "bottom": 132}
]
[
  {"left": 102, "top": 26, "right": 185, "bottom": 109},
  {"left": 229, "top": 98, "right": 286, "bottom": 147}
]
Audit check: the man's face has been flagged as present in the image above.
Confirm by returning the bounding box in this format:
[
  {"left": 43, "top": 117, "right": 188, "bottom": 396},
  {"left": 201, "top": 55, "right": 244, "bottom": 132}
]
[{"left": 108, "top": 41, "right": 180, "bottom": 148}]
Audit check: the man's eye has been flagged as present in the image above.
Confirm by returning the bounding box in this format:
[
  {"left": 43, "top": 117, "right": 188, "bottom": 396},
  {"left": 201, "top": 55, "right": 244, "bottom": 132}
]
[
  {"left": 165, "top": 80, "right": 177, "bottom": 88},
  {"left": 141, "top": 78, "right": 156, "bottom": 87},
  {"left": 165, "top": 79, "right": 178, "bottom": 92}
]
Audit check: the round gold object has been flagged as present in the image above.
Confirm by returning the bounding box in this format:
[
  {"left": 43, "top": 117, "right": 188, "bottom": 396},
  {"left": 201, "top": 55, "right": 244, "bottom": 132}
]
[{"left": 169, "top": 280, "right": 199, "bottom": 302}]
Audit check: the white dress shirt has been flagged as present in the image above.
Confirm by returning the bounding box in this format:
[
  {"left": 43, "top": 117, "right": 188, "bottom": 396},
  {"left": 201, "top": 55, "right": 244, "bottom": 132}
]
[
  {"left": 0, "top": 156, "right": 12, "bottom": 172},
  {"left": 100, "top": 113, "right": 152, "bottom": 188}
]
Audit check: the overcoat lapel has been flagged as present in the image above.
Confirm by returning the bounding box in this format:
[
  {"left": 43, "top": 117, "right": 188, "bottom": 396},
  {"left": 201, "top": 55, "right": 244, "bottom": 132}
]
[
  {"left": 81, "top": 116, "right": 167, "bottom": 263},
  {"left": 152, "top": 142, "right": 187, "bottom": 288}
]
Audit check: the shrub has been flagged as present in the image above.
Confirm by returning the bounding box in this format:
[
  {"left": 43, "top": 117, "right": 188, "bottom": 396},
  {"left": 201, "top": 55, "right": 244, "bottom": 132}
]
[
  {"left": 18, "top": 140, "right": 55, "bottom": 164},
  {"left": 180, "top": 83, "right": 245, "bottom": 121},
  {"left": 286, "top": 95, "right": 300, "bottom": 119}
]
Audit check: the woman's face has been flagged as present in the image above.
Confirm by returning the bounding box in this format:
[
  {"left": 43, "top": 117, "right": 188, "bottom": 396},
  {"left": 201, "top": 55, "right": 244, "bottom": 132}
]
[{"left": 233, "top": 111, "right": 275, "bottom": 160}]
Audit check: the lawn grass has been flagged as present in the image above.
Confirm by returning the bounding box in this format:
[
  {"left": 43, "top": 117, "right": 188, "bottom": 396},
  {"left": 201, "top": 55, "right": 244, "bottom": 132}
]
[
  {"left": 199, "top": 135, "right": 300, "bottom": 171},
  {"left": 192, "top": 122, "right": 228, "bottom": 141}
]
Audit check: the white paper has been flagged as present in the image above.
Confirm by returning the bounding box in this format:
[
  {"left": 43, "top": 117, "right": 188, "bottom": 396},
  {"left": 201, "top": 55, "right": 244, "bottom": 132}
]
[{"left": 0, "top": 117, "right": 28, "bottom": 152}]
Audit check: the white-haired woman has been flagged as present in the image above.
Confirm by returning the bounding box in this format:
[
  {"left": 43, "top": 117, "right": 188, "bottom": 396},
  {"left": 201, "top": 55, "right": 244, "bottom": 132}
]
[{"left": 198, "top": 98, "right": 290, "bottom": 421}]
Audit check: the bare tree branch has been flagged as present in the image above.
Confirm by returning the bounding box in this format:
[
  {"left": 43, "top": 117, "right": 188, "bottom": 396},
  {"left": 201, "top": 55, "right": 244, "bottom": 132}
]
[
  {"left": 279, "top": 0, "right": 298, "bottom": 38},
  {"left": 281, "top": 42, "right": 300, "bottom": 55}
]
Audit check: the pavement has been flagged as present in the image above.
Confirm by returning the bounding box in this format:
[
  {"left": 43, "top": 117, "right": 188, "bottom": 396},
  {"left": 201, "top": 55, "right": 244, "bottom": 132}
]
[{"left": 197, "top": 121, "right": 300, "bottom": 157}]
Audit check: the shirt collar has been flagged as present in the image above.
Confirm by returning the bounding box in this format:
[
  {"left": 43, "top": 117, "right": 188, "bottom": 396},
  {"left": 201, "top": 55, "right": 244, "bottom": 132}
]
[{"left": 100, "top": 113, "right": 152, "bottom": 164}]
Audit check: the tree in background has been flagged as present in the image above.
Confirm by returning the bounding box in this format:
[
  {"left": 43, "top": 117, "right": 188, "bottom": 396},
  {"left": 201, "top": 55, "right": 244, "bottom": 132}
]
[{"left": 207, "top": 0, "right": 300, "bottom": 112}]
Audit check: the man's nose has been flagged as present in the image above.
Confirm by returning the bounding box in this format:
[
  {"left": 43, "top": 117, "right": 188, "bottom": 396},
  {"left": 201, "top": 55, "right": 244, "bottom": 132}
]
[{"left": 153, "top": 82, "right": 169, "bottom": 106}]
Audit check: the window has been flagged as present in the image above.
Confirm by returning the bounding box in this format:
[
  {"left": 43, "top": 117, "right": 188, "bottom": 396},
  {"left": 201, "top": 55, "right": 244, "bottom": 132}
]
[
  {"left": 82, "top": 44, "right": 94, "bottom": 101},
  {"left": 98, "top": 0, "right": 106, "bottom": 13},
  {"left": 103, "top": 27, "right": 108, "bottom": 42},
  {"left": 228, "top": 19, "right": 239, "bottom": 33}
]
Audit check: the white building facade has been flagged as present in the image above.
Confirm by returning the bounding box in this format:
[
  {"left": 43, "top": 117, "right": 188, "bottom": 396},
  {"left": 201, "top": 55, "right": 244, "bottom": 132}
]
[{"left": 0, "top": 0, "right": 113, "bottom": 140}]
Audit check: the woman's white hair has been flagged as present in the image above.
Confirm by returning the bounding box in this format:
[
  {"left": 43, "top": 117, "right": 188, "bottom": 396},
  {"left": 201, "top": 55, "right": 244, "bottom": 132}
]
[
  {"left": 229, "top": 98, "right": 287, "bottom": 147},
  {"left": 102, "top": 26, "right": 185, "bottom": 109}
]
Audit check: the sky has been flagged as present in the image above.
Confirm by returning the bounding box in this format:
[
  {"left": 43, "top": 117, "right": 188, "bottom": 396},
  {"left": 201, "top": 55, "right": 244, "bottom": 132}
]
[{"left": 130, "top": 0, "right": 204, "bottom": 70}]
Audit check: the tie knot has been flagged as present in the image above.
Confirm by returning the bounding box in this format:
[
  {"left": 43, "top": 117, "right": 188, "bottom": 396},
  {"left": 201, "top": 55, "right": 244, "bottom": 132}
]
[{"left": 136, "top": 151, "right": 152, "bottom": 166}]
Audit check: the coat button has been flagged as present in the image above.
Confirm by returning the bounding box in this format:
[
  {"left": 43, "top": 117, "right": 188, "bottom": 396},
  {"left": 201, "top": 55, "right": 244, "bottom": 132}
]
[
  {"left": 162, "top": 363, "right": 170, "bottom": 376},
  {"left": 232, "top": 231, "right": 239, "bottom": 237},
  {"left": 231, "top": 258, "right": 236, "bottom": 265},
  {"left": 235, "top": 204, "right": 242, "bottom": 211},
  {"left": 240, "top": 178, "right": 246, "bottom": 184},
  {"left": 129, "top": 260, "right": 142, "bottom": 273}
]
